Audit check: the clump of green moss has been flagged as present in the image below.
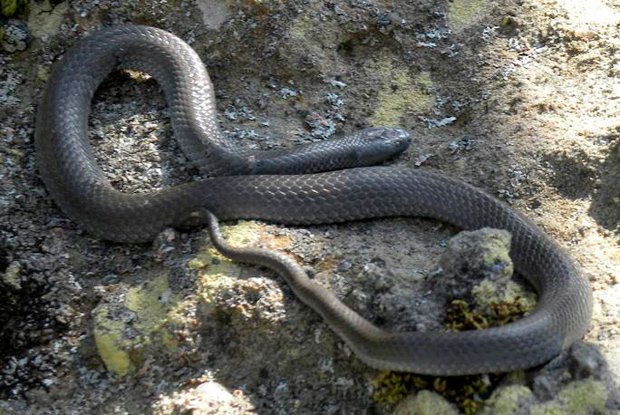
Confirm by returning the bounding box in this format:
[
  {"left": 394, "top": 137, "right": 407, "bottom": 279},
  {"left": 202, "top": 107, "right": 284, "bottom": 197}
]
[
  {"left": 1, "top": 0, "right": 29, "bottom": 18},
  {"left": 373, "top": 370, "right": 499, "bottom": 414},
  {"left": 445, "top": 296, "right": 533, "bottom": 331}
]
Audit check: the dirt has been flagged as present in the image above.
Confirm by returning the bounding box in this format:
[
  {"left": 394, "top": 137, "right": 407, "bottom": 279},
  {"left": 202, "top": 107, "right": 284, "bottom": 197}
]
[{"left": 0, "top": 0, "right": 618, "bottom": 414}]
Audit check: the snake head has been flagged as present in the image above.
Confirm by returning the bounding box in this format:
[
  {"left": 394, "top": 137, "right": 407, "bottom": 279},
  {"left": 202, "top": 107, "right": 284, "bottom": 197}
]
[{"left": 354, "top": 127, "right": 411, "bottom": 165}]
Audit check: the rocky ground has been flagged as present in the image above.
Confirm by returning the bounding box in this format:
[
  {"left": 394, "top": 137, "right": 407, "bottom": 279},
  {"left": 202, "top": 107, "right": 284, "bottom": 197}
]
[{"left": 0, "top": 0, "right": 618, "bottom": 414}]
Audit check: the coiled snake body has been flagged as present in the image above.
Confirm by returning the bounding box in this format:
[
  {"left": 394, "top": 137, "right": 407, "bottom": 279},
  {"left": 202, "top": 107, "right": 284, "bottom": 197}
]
[{"left": 35, "top": 25, "right": 592, "bottom": 375}]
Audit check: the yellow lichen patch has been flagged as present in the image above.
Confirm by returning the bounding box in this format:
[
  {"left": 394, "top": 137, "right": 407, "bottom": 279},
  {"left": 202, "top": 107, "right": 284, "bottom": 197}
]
[
  {"left": 93, "top": 273, "right": 181, "bottom": 376},
  {"left": 370, "top": 59, "right": 434, "bottom": 126},
  {"left": 126, "top": 273, "right": 179, "bottom": 352},
  {"left": 93, "top": 306, "right": 133, "bottom": 377},
  {"left": 447, "top": 0, "right": 488, "bottom": 32}
]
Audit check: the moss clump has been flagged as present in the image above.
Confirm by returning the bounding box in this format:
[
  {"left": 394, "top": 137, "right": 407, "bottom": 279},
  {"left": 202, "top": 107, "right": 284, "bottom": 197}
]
[
  {"left": 445, "top": 297, "right": 533, "bottom": 331},
  {"left": 373, "top": 371, "right": 417, "bottom": 404},
  {"left": 1, "top": 0, "right": 28, "bottom": 18},
  {"left": 373, "top": 370, "right": 498, "bottom": 414}
]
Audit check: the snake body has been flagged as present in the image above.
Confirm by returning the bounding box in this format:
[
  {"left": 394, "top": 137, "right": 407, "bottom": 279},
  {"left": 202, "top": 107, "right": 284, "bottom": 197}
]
[{"left": 35, "top": 25, "right": 592, "bottom": 375}]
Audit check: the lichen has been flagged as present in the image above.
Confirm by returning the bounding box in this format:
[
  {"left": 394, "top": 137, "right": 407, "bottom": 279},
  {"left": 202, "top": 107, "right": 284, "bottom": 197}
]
[
  {"left": 394, "top": 390, "right": 458, "bottom": 415},
  {"left": 530, "top": 379, "right": 609, "bottom": 415},
  {"left": 93, "top": 306, "right": 133, "bottom": 377},
  {"left": 93, "top": 273, "right": 181, "bottom": 376},
  {"left": 195, "top": 220, "right": 288, "bottom": 330},
  {"left": 27, "top": 0, "right": 68, "bottom": 39},
  {"left": 447, "top": 0, "right": 488, "bottom": 32},
  {"left": 370, "top": 58, "right": 434, "bottom": 126},
  {"left": 481, "top": 385, "right": 534, "bottom": 415},
  {"left": 125, "top": 273, "right": 178, "bottom": 352},
  {"left": 2, "top": 261, "right": 21, "bottom": 290}
]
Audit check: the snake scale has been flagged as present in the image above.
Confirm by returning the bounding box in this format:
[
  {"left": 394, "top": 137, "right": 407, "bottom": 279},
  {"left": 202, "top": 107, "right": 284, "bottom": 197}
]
[{"left": 35, "top": 25, "right": 592, "bottom": 375}]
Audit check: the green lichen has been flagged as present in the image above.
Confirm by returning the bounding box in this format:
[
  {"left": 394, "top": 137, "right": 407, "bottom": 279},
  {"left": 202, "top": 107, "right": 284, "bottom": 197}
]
[
  {"left": 481, "top": 385, "right": 534, "bottom": 415},
  {"left": 394, "top": 390, "right": 458, "bottom": 415},
  {"left": 370, "top": 58, "right": 434, "bottom": 126},
  {"left": 2, "top": 261, "right": 21, "bottom": 290},
  {"left": 530, "top": 379, "right": 609, "bottom": 415},
  {"left": 447, "top": 0, "right": 488, "bottom": 32}
]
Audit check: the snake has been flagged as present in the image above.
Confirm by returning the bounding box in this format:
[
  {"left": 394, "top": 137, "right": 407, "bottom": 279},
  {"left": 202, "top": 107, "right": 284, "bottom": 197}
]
[{"left": 35, "top": 25, "right": 592, "bottom": 375}]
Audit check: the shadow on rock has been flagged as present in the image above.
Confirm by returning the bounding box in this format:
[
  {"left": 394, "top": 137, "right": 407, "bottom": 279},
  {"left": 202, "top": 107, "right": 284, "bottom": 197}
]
[{"left": 589, "top": 139, "right": 620, "bottom": 233}]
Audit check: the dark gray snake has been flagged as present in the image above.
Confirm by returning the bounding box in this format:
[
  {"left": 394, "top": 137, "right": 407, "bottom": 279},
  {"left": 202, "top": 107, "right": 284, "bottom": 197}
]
[{"left": 35, "top": 25, "right": 592, "bottom": 375}]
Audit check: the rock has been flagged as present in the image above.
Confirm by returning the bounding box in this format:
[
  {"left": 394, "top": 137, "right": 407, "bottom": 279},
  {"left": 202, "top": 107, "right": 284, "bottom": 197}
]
[
  {"left": 431, "top": 228, "right": 536, "bottom": 330},
  {"left": 569, "top": 341, "right": 608, "bottom": 379}
]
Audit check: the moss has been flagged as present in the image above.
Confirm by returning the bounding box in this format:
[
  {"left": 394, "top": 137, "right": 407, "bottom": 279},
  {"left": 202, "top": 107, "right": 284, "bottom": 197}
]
[
  {"left": 373, "top": 370, "right": 498, "bottom": 414},
  {"left": 447, "top": 0, "right": 488, "bottom": 32},
  {"left": 1, "top": 0, "right": 29, "bottom": 19},
  {"left": 370, "top": 58, "right": 434, "bottom": 126},
  {"left": 445, "top": 296, "right": 533, "bottom": 332},
  {"left": 373, "top": 371, "right": 414, "bottom": 404},
  {"left": 2, "top": 0, "right": 18, "bottom": 17}
]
